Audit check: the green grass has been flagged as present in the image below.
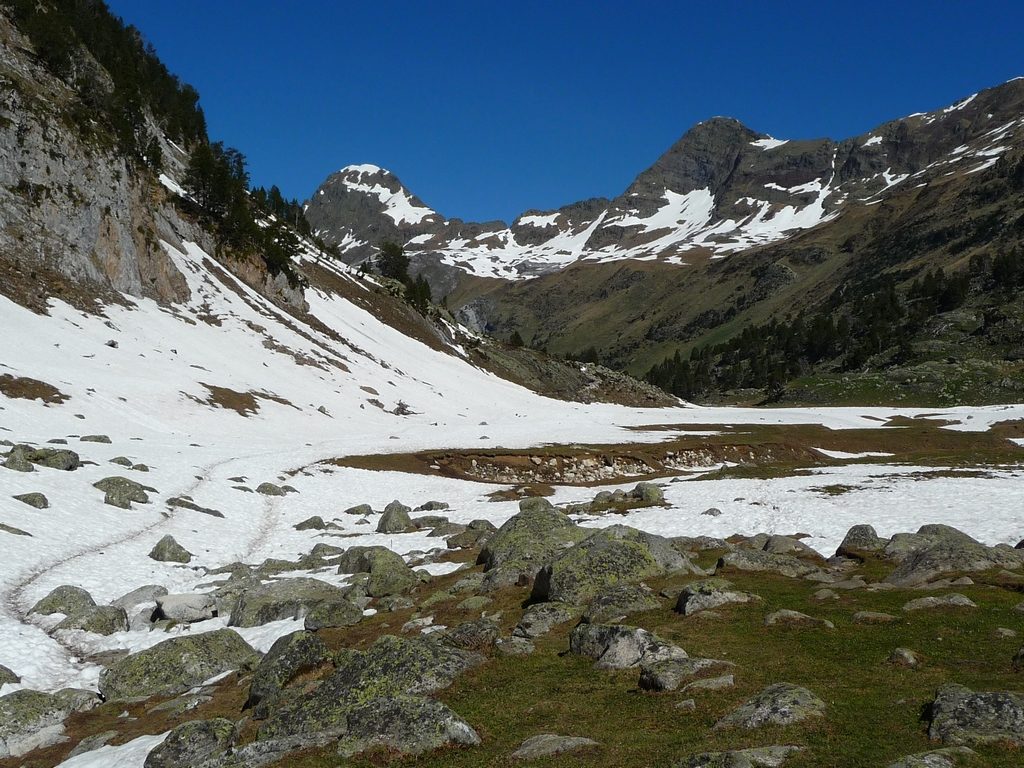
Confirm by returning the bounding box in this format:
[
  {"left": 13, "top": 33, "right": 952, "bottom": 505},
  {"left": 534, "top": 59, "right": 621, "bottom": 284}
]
[{"left": 269, "top": 567, "right": 1024, "bottom": 768}]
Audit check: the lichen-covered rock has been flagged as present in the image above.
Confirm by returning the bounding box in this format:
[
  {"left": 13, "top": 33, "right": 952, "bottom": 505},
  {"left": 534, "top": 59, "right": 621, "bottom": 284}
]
[
  {"left": 717, "top": 548, "right": 820, "bottom": 578},
  {"left": 532, "top": 525, "right": 695, "bottom": 605},
  {"left": 836, "top": 524, "right": 887, "bottom": 560},
  {"left": 337, "top": 695, "right": 480, "bottom": 758},
  {"left": 582, "top": 583, "right": 661, "bottom": 624},
  {"left": 0, "top": 663, "right": 19, "bottom": 686},
  {"left": 255, "top": 482, "right": 286, "bottom": 496},
  {"left": 903, "top": 594, "right": 977, "bottom": 612},
  {"left": 376, "top": 500, "right": 412, "bottom": 533},
  {"left": 149, "top": 535, "right": 192, "bottom": 564},
  {"left": 260, "top": 635, "right": 483, "bottom": 740},
  {"left": 230, "top": 577, "right": 356, "bottom": 627},
  {"left": 764, "top": 609, "right": 834, "bottom": 629},
  {"left": 0, "top": 688, "right": 100, "bottom": 758},
  {"left": 99, "top": 628, "right": 259, "bottom": 701},
  {"left": 675, "top": 745, "right": 805, "bottom": 767},
  {"left": 478, "top": 504, "right": 585, "bottom": 589},
  {"left": 2, "top": 446, "right": 35, "bottom": 472},
  {"left": 247, "top": 631, "right": 329, "bottom": 719},
  {"left": 342, "top": 503, "right": 373, "bottom": 516},
  {"left": 336, "top": 545, "right": 404, "bottom": 574},
  {"left": 884, "top": 525, "right": 1023, "bottom": 586},
  {"left": 155, "top": 593, "right": 217, "bottom": 623},
  {"left": 446, "top": 519, "right": 497, "bottom": 549},
  {"left": 511, "top": 733, "right": 599, "bottom": 760},
  {"left": 304, "top": 599, "right": 363, "bottom": 631},
  {"left": 9, "top": 445, "right": 80, "bottom": 471},
  {"left": 54, "top": 605, "right": 128, "bottom": 635},
  {"left": 675, "top": 579, "right": 761, "bottom": 616},
  {"left": 94, "top": 476, "right": 152, "bottom": 508},
  {"left": 569, "top": 623, "right": 687, "bottom": 670},
  {"left": 441, "top": 618, "right": 500, "bottom": 652},
  {"left": 294, "top": 516, "right": 326, "bottom": 531},
  {"left": 30, "top": 585, "right": 95, "bottom": 616},
  {"left": 13, "top": 492, "right": 48, "bottom": 509},
  {"left": 80, "top": 434, "right": 112, "bottom": 443},
  {"left": 630, "top": 482, "right": 666, "bottom": 505},
  {"left": 144, "top": 718, "right": 236, "bottom": 768},
  {"left": 638, "top": 657, "right": 734, "bottom": 692},
  {"left": 514, "top": 602, "right": 581, "bottom": 639},
  {"left": 927, "top": 683, "right": 1024, "bottom": 746},
  {"left": 112, "top": 585, "right": 169, "bottom": 611},
  {"left": 714, "top": 683, "right": 826, "bottom": 729},
  {"left": 886, "top": 747, "right": 977, "bottom": 768}
]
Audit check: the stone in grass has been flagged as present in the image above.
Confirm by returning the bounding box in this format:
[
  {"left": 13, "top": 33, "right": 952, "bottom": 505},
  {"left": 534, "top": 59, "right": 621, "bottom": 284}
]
[
  {"left": 927, "top": 683, "right": 1024, "bottom": 746},
  {"left": 148, "top": 535, "right": 192, "bottom": 564},
  {"left": 639, "top": 657, "right": 734, "bottom": 692},
  {"left": 681, "top": 674, "right": 736, "bottom": 693},
  {"left": 889, "top": 648, "right": 922, "bottom": 668},
  {"left": 12, "top": 493, "right": 48, "bottom": 509},
  {"left": 514, "top": 602, "right": 580, "bottom": 639},
  {"left": 675, "top": 578, "right": 761, "bottom": 616},
  {"left": 764, "top": 609, "right": 834, "bottom": 629},
  {"left": 885, "top": 746, "right": 977, "bottom": 768},
  {"left": 714, "top": 683, "right": 826, "bottom": 729},
  {"left": 0, "top": 688, "right": 100, "bottom": 758},
  {"left": 144, "top": 718, "right": 236, "bottom": 768},
  {"left": 903, "top": 594, "right": 977, "bottom": 612},
  {"left": 54, "top": 605, "right": 128, "bottom": 635},
  {"left": 511, "top": 734, "right": 599, "bottom": 761},
  {"left": 569, "top": 623, "right": 687, "bottom": 670},
  {"left": 376, "top": 500, "right": 413, "bottom": 533},
  {"left": 29, "top": 585, "right": 95, "bottom": 616},
  {"left": 675, "top": 745, "right": 805, "bottom": 768},
  {"left": 1014, "top": 646, "right": 1024, "bottom": 671},
  {"left": 99, "top": 629, "right": 259, "bottom": 700}
]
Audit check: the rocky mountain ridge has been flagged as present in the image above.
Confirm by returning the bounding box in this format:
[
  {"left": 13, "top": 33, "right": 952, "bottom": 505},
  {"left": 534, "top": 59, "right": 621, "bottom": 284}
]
[{"left": 305, "top": 79, "right": 1024, "bottom": 283}]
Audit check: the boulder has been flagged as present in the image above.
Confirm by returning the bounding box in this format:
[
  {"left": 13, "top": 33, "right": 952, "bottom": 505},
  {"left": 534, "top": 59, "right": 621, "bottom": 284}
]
[
  {"left": 764, "top": 609, "right": 834, "bottom": 629},
  {"left": 1014, "top": 646, "right": 1024, "bottom": 672},
  {"left": 440, "top": 618, "right": 500, "bottom": 652},
  {"left": 569, "top": 623, "right": 687, "bottom": 670},
  {"left": 478, "top": 504, "right": 586, "bottom": 589},
  {"left": 229, "top": 577, "right": 356, "bottom": 627},
  {"left": 110, "top": 456, "right": 133, "bottom": 466},
  {"left": 0, "top": 664, "right": 19, "bottom": 686},
  {"left": 247, "top": 631, "right": 329, "bottom": 719},
  {"left": 342, "top": 503, "right": 373, "bottom": 516},
  {"left": 155, "top": 593, "right": 217, "bottom": 623},
  {"left": 337, "top": 695, "right": 480, "bottom": 758},
  {"left": 852, "top": 611, "right": 898, "bottom": 624},
  {"left": 511, "top": 734, "right": 599, "bottom": 760},
  {"left": 149, "top": 535, "right": 192, "bottom": 564},
  {"left": 582, "top": 583, "right": 661, "bottom": 624},
  {"left": 717, "top": 549, "right": 820, "bottom": 579},
  {"left": 376, "top": 500, "right": 413, "bottom": 533},
  {"left": 12, "top": 492, "right": 48, "bottom": 509},
  {"left": 675, "top": 579, "right": 761, "bottom": 616},
  {"left": 415, "top": 500, "right": 450, "bottom": 512},
  {"left": 111, "top": 585, "right": 168, "bottom": 611},
  {"left": 514, "top": 603, "right": 581, "bottom": 639},
  {"left": 94, "top": 476, "right": 152, "bottom": 508},
  {"left": 54, "top": 605, "right": 128, "bottom": 635},
  {"left": 889, "top": 648, "right": 922, "bottom": 668},
  {"left": 836, "top": 524, "right": 887, "bottom": 560},
  {"left": 903, "top": 594, "right": 977, "bottom": 612},
  {"left": 675, "top": 746, "right": 805, "bottom": 768},
  {"left": 144, "top": 718, "right": 236, "bottom": 768},
  {"left": 928, "top": 683, "right": 1024, "bottom": 746},
  {"left": 2, "top": 446, "right": 35, "bottom": 472},
  {"left": 29, "top": 585, "right": 95, "bottom": 616},
  {"left": 260, "top": 635, "right": 483, "bottom": 740},
  {"left": 638, "top": 657, "right": 734, "bottom": 692},
  {"left": 99, "top": 628, "right": 259, "bottom": 700},
  {"left": 886, "top": 747, "right": 977, "bottom": 768},
  {"left": 630, "top": 482, "right": 666, "bottom": 505},
  {"left": 336, "top": 545, "right": 416, "bottom": 597},
  {"left": 80, "top": 434, "right": 112, "bottom": 443},
  {"left": 714, "top": 683, "right": 826, "bottom": 729},
  {"left": 763, "top": 535, "right": 821, "bottom": 559},
  {"left": 294, "top": 516, "right": 326, "bottom": 531},
  {"left": 255, "top": 482, "right": 286, "bottom": 496},
  {"left": 446, "top": 519, "right": 497, "bottom": 549},
  {"left": 303, "top": 599, "right": 363, "bottom": 631},
  {"left": 0, "top": 688, "right": 100, "bottom": 758}
]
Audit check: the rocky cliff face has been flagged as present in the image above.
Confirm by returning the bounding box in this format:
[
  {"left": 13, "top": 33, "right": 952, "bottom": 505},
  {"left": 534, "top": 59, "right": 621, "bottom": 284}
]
[{"left": 305, "top": 79, "right": 1024, "bottom": 285}]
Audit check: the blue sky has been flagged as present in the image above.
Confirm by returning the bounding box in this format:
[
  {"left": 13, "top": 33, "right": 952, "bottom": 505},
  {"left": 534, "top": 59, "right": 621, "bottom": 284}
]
[{"left": 108, "top": 0, "right": 1023, "bottom": 223}]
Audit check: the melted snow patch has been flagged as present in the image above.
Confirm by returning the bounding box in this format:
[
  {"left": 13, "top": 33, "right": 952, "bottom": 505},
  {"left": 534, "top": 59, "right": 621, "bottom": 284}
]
[
  {"left": 750, "top": 137, "right": 789, "bottom": 150},
  {"left": 862, "top": 135, "right": 883, "bottom": 147},
  {"left": 56, "top": 733, "right": 168, "bottom": 768},
  {"left": 814, "top": 448, "right": 894, "bottom": 459},
  {"left": 518, "top": 213, "right": 560, "bottom": 228}
]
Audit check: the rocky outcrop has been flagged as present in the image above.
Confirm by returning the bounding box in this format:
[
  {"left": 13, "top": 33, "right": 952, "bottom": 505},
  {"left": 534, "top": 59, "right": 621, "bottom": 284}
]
[
  {"left": 229, "top": 577, "right": 358, "bottom": 627},
  {"left": 478, "top": 501, "right": 586, "bottom": 589},
  {"left": 927, "top": 683, "right": 1024, "bottom": 746},
  {"left": 0, "top": 688, "right": 100, "bottom": 758}
]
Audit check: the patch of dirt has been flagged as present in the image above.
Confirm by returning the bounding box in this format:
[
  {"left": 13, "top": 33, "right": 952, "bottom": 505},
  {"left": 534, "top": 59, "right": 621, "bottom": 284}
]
[
  {"left": 0, "top": 373, "right": 69, "bottom": 404},
  {"left": 190, "top": 383, "right": 299, "bottom": 417}
]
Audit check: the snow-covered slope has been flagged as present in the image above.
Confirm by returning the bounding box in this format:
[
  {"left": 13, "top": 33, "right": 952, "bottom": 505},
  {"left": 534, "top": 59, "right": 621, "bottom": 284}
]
[
  {"left": 3, "top": 234, "right": 1024, "bottom": 697},
  {"left": 305, "top": 78, "right": 1024, "bottom": 280}
]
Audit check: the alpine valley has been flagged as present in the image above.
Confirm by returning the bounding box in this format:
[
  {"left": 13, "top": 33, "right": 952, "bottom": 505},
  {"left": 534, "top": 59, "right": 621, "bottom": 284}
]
[{"left": 0, "top": 4, "right": 1023, "bottom": 768}]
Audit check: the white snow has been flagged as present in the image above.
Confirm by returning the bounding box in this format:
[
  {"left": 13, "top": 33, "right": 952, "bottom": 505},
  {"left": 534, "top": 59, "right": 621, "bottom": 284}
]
[
  {"left": 813, "top": 448, "right": 894, "bottom": 459},
  {"left": 55, "top": 733, "right": 168, "bottom": 768},
  {"left": 750, "top": 137, "right": 789, "bottom": 150},
  {"left": 862, "top": 135, "right": 883, "bottom": 147},
  {"left": 943, "top": 93, "right": 977, "bottom": 113},
  {"left": 517, "top": 213, "right": 560, "bottom": 228},
  {"left": 338, "top": 166, "right": 436, "bottom": 225},
  {"left": 157, "top": 174, "right": 187, "bottom": 198}
]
